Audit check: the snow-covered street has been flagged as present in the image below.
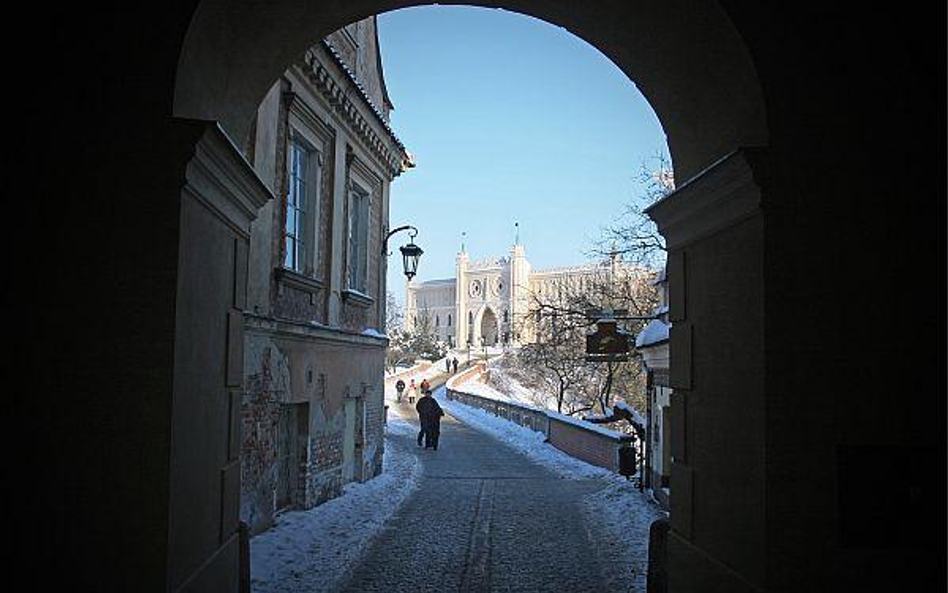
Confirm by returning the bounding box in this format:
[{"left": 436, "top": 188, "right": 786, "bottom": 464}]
[
  {"left": 248, "top": 414, "right": 422, "bottom": 593},
  {"left": 249, "top": 385, "right": 663, "bottom": 592}
]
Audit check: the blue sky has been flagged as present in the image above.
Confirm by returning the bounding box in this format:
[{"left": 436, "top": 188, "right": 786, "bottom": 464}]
[{"left": 377, "top": 6, "right": 668, "bottom": 305}]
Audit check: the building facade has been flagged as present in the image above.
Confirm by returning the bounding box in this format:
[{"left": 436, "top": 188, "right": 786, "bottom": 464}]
[
  {"left": 239, "top": 18, "right": 413, "bottom": 535},
  {"left": 636, "top": 267, "right": 671, "bottom": 510},
  {"left": 405, "top": 243, "right": 651, "bottom": 349}
]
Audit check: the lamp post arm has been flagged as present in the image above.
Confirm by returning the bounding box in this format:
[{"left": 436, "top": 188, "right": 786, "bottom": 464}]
[{"left": 382, "top": 224, "right": 419, "bottom": 255}]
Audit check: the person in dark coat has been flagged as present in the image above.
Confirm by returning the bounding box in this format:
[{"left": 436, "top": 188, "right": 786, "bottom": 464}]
[
  {"left": 415, "top": 391, "right": 445, "bottom": 450},
  {"left": 451, "top": 357, "right": 459, "bottom": 374}
]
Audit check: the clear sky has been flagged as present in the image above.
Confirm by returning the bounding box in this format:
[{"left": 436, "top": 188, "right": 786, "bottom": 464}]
[{"left": 377, "top": 6, "right": 668, "bottom": 306}]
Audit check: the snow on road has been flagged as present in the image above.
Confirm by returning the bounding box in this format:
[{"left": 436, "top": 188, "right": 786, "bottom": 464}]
[
  {"left": 249, "top": 414, "right": 422, "bottom": 593},
  {"left": 437, "top": 387, "right": 665, "bottom": 593},
  {"left": 249, "top": 384, "right": 663, "bottom": 593}
]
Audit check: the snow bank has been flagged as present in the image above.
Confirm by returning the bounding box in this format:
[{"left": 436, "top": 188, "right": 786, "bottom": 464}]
[
  {"left": 249, "top": 414, "right": 422, "bottom": 593},
  {"left": 437, "top": 388, "right": 614, "bottom": 481},
  {"left": 437, "top": 387, "right": 664, "bottom": 592},
  {"left": 581, "top": 479, "right": 666, "bottom": 593}
]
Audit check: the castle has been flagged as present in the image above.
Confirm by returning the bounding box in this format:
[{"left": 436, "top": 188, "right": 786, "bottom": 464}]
[{"left": 404, "top": 242, "right": 652, "bottom": 348}]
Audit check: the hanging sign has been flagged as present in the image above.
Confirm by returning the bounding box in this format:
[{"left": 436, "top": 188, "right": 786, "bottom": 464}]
[{"left": 585, "top": 318, "right": 631, "bottom": 362}]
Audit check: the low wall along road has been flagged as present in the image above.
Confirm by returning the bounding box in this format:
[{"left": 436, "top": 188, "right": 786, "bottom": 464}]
[{"left": 445, "top": 363, "right": 636, "bottom": 474}]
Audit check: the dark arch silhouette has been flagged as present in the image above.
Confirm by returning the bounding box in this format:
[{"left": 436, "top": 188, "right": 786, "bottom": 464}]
[
  {"left": 174, "top": 0, "right": 769, "bottom": 181},
  {"left": 20, "top": 2, "right": 943, "bottom": 593}
]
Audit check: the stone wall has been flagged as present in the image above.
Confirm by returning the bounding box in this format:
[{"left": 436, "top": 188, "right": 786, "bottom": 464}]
[
  {"left": 241, "top": 324, "right": 386, "bottom": 534},
  {"left": 445, "top": 367, "right": 635, "bottom": 474}
]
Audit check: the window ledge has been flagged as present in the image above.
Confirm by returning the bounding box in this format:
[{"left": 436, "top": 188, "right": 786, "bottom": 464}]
[
  {"left": 342, "top": 288, "right": 374, "bottom": 308},
  {"left": 275, "top": 267, "right": 324, "bottom": 293}
]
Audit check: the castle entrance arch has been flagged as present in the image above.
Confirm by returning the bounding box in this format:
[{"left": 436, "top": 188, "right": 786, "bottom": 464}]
[
  {"left": 480, "top": 308, "right": 498, "bottom": 346},
  {"left": 162, "top": 2, "right": 781, "bottom": 592}
]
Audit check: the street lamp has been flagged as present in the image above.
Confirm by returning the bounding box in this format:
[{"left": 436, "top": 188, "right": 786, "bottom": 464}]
[{"left": 383, "top": 225, "right": 423, "bottom": 280}]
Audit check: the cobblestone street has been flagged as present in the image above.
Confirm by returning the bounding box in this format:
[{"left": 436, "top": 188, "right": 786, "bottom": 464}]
[{"left": 337, "top": 389, "right": 615, "bottom": 593}]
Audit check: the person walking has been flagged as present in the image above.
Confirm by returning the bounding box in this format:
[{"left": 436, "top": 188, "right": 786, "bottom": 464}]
[
  {"left": 408, "top": 379, "right": 417, "bottom": 404},
  {"left": 451, "top": 357, "right": 459, "bottom": 374},
  {"left": 420, "top": 378, "right": 431, "bottom": 395},
  {"left": 395, "top": 379, "right": 405, "bottom": 403},
  {"left": 445, "top": 358, "right": 451, "bottom": 373},
  {"left": 415, "top": 390, "right": 445, "bottom": 450}
]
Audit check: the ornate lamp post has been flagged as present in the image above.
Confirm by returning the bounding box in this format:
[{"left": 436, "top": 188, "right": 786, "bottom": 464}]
[{"left": 383, "top": 225, "right": 423, "bottom": 280}]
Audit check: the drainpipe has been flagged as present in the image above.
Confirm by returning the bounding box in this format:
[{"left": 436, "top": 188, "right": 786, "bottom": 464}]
[{"left": 644, "top": 368, "right": 653, "bottom": 494}]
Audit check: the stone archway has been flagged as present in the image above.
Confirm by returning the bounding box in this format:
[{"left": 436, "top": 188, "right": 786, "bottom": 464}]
[
  {"left": 480, "top": 308, "right": 498, "bottom": 346},
  {"left": 169, "top": 3, "right": 771, "bottom": 592},
  {"left": 174, "top": 0, "right": 769, "bottom": 182},
  {"left": 35, "top": 2, "right": 941, "bottom": 593}
]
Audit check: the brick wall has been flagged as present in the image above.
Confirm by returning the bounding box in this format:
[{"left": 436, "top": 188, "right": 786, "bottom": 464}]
[
  {"left": 546, "top": 415, "right": 634, "bottom": 473},
  {"left": 306, "top": 429, "right": 344, "bottom": 505}
]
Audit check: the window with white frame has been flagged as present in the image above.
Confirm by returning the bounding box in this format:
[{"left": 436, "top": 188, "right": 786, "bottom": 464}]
[
  {"left": 347, "top": 182, "right": 370, "bottom": 293},
  {"left": 284, "top": 138, "right": 320, "bottom": 274}
]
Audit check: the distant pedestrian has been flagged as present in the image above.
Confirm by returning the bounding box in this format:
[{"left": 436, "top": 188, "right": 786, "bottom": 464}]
[
  {"left": 445, "top": 358, "right": 451, "bottom": 373},
  {"left": 452, "top": 357, "right": 458, "bottom": 374},
  {"left": 395, "top": 379, "right": 405, "bottom": 403},
  {"left": 420, "top": 378, "right": 431, "bottom": 395},
  {"left": 408, "top": 379, "right": 417, "bottom": 404},
  {"left": 415, "top": 390, "right": 445, "bottom": 450}
]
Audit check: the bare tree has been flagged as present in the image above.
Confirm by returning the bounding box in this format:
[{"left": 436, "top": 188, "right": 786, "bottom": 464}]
[
  {"left": 510, "top": 261, "right": 658, "bottom": 416},
  {"left": 594, "top": 150, "right": 674, "bottom": 268}
]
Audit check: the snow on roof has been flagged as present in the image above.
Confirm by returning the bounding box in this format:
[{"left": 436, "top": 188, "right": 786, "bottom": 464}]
[
  {"left": 635, "top": 319, "right": 669, "bottom": 347},
  {"left": 652, "top": 267, "right": 666, "bottom": 285},
  {"left": 613, "top": 401, "right": 647, "bottom": 427}
]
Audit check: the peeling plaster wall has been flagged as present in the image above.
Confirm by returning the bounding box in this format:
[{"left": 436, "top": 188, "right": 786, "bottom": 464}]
[{"left": 241, "top": 329, "right": 386, "bottom": 534}]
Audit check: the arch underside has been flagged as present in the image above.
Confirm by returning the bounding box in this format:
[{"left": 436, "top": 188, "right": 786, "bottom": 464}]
[{"left": 175, "top": 0, "right": 768, "bottom": 182}]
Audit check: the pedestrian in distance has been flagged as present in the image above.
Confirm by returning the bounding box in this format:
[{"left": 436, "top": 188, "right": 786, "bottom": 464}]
[
  {"left": 452, "top": 357, "right": 459, "bottom": 374},
  {"left": 445, "top": 358, "right": 451, "bottom": 373},
  {"left": 395, "top": 379, "right": 405, "bottom": 403},
  {"left": 420, "top": 378, "right": 431, "bottom": 395},
  {"left": 408, "top": 378, "right": 416, "bottom": 404},
  {"left": 415, "top": 390, "right": 445, "bottom": 450}
]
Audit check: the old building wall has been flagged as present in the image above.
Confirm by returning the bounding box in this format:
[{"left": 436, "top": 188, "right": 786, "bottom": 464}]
[{"left": 238, "top": 17, "right": 409, "bottom": 539}]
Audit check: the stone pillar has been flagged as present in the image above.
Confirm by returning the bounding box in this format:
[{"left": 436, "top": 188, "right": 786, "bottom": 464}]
[
  {"left": 456, "top": 250, "right": 470, "bottom": 348},
  {"left": 646, "top": 149, "right": 767, "bottom": 592},
  {"left": 171, "top": 121, "right": 272, "bottom": 592},
  {"left": 508, "top": 243, "right": 530, "bottom": 345},
  {"left": 327, "top": 133, "right": 350, "bottom": 326}
]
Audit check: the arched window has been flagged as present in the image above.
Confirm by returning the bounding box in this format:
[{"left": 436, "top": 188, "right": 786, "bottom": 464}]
[{"left": 447, "top": 314, "right": 452, "bottom": 327}]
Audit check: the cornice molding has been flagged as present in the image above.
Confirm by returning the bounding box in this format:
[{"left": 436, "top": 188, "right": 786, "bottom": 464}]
[
  {"left": 645, "top": 148, "right": 765, "bottom": 250},
  {"left": 244, "top": 312, "right": 388, "bottom": 348},
  {"left": 298, "top": 43, "right": 413, "bottom": 179},
  {"left": 184, "top": 122, "right": 273, "bottom": 238}
]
